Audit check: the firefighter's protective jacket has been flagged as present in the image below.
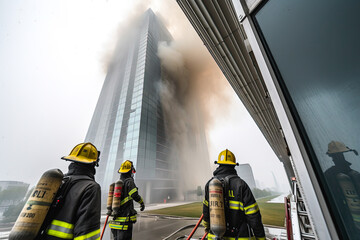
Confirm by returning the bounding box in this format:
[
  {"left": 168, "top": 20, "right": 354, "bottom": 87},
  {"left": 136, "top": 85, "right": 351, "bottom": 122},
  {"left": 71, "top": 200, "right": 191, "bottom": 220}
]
[
  {"left": 109, "top": 173, "right": 144, "bottom": 230},
  {"left": 203, "top": 165, "right": 265, "bottom": 240},
  {"left": 44, "top": 163, "right": 101, "bottom": 240}
]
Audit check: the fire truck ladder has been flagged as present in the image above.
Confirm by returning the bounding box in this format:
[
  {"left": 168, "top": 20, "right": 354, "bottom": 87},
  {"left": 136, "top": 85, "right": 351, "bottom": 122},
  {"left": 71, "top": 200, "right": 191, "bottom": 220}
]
[{"left": 285, "top": 178, "right": 316, "bottom": 240}]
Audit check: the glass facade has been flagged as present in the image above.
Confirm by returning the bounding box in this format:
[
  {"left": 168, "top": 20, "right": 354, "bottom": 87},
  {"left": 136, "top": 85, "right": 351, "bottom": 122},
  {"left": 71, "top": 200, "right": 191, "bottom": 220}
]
[
  {"left": 254, "top": 0, "right": 360, "bottom": 238},
  {"left": 86, "top": 9, "right": 176, "bottom": 203}
]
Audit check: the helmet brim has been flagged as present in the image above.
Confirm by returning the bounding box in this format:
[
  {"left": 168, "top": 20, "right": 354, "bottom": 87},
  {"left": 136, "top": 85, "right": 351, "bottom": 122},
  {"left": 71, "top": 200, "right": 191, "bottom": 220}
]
[
  {"left": 61, "top": 156, "right": 97, "bottom": 164},
  {"left": 215, "top": 161, "right": 239, "bottom": 166},
  {"left": 118, "top": 168, "right": 131, "bottom": 173}
]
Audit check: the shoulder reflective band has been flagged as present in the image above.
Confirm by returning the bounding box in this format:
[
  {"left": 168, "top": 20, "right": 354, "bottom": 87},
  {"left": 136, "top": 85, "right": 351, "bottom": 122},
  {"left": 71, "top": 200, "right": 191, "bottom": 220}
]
[
  {"left": 46, "top": 219, "right": 74, "bottom": 239},
  {"left": 229, "top": 200, "right": 244, "bottom": 211},
  {"left": 109, "top": 224, "right": 129, "bottom": 230},
  {"left": 203, "top": 199, "right": 208, "bottom": 207},
  {"left": 128, "top": 188, "right": 137, "bottom": 196},
  {"left": 244, "top": 202, "right": 259, "bottom": 215},
  {"left": 207, "top": 233, "right": 258, "bottom": 240},
  {"left": 74, "top": 229, "right": 100, "bottom": 240}
]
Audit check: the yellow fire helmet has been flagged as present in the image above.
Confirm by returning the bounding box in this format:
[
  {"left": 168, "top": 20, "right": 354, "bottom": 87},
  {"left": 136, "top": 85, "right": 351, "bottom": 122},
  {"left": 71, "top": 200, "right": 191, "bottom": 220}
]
[
  {"left": 326, "top": 141, "right": 358, "bottom": 155},
  {"left": 118, "top": 160, "right": 136, "bottom": 173},
  {"left": 215, "top": 149, "right": 239, "bottom": 166},
  {"left": 61, "top": 142, "right": 100, "bottom": 166}
]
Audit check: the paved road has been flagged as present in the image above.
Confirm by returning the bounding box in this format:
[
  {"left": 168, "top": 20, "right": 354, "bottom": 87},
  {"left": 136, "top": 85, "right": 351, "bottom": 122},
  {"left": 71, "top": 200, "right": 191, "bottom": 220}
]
[
  {"left": 101, "top": 214, "right": 204, "bottom": 240},
  {"left": 101, "top": 214, "right": 287, "bottom": 240}
]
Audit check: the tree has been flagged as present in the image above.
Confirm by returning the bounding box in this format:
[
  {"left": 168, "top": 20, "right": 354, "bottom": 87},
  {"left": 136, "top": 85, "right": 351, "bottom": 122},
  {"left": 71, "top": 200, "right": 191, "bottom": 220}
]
[
  {"left": 1, "top": 186, "right": 33, "bottom": 223},
  {"left": 196, "top": 186, "right": 202, "bottom": 196},
  {"left": 2, "top": 200, "right": 26, "bottom": 222},
  {"left": 252, "top": 188, "right": 278, "bottom": 199},
  {"left": 0, "top": 186, "right": 29, "bottom": 204}
]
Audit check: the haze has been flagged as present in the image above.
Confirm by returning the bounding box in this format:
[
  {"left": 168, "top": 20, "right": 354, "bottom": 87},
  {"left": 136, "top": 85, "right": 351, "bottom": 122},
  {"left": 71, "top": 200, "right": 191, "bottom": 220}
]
[{"left": 0, "top": 0, "right": 289, "bottom": 193}]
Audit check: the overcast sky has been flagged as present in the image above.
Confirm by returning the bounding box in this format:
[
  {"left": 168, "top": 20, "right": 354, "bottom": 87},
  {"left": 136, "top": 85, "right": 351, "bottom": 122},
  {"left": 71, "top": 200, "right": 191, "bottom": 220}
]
[{"left": 0, "top": 0, "right": 289, "bottom": 192}]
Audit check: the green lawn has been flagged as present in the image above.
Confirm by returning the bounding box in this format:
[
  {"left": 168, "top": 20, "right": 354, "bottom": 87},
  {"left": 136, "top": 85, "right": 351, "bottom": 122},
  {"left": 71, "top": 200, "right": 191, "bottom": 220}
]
[
  {"left": 257, "top": 196, "right": 285, "bottom": 227},
  {"left": 146, "top": 196, "right": 285, "bottom": 227},
  {"left": 146, "top": 202, "right": 203, "bottom": 218}
]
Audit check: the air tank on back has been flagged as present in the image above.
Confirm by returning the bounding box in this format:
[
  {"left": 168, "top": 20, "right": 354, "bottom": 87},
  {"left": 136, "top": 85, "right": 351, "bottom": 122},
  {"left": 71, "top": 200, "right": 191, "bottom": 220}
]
[
  {"left": 209, "top": 178, "right": 226, "bottom": 239},
  {"left": 112, "top": 179, "right": 124, "bottom": 216},
  {"left": 9, "top": 169, "right": 64, "bottom": 240},
  {"left": 106, "top": 183, "right": 115, "bottom": 216}
]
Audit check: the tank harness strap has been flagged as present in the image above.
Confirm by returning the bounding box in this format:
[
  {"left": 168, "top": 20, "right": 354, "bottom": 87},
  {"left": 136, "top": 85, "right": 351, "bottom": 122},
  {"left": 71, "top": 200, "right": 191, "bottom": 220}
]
[
  {"left": 217, "top": 175, "right": 239, "bottom": 210},
  {"left": 54, "top": 176, "right": 93, "bottom": 208}
]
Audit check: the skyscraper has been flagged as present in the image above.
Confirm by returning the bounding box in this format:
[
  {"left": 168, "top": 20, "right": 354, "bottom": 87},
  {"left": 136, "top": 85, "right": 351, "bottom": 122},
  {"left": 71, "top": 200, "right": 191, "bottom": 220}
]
[
  {"left": 86, "top": 9, "right": 209, "bottom": 203},
  {"left": 235, "top": 164, "right": 256, "bottom": 190}
]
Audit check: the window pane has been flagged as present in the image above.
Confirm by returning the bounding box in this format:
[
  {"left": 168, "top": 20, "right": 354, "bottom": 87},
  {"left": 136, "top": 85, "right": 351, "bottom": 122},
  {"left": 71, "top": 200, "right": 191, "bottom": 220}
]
[{"left": 255, "top": 0, "right": 360, "bottom": 238}]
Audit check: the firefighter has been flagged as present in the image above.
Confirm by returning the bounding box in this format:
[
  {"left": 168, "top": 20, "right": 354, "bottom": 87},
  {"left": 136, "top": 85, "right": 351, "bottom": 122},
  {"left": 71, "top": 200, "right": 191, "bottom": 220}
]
[
  {"left": 43, "top": 142, "right": 102, "bottom": 240},
  {"left": 202, "top": 149, "right": 266, "bottom": 240},
  {"left": 324, "top": 141, "right": 360, "bottom": 235},
  {"left": 109, "top": 160, "right": 145, "bottom": 240}
]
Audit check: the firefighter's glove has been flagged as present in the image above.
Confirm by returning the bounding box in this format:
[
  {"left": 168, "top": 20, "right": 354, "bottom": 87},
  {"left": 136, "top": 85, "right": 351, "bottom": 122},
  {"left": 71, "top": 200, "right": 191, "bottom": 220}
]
[
  {"left": 140, "top": 203, "right": 145, "bottom": 211},
  {"left": 112, "top": 212, "right": 119, "bottom": 220}
]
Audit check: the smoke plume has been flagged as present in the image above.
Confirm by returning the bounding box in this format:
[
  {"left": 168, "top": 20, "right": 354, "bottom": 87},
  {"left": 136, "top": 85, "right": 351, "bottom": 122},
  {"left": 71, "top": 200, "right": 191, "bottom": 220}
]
[
  {"left": 102, "top": 0, "right": 232, "bottom": 197},
  {"left": 154, "top": 2, "right": 231, "bottom": 195}
]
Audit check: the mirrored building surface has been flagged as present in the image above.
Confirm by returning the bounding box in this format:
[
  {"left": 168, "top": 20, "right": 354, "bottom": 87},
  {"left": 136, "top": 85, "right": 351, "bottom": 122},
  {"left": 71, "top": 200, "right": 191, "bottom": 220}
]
[{"left": 86, "top": 9, "right": 179, "bottom": 203}]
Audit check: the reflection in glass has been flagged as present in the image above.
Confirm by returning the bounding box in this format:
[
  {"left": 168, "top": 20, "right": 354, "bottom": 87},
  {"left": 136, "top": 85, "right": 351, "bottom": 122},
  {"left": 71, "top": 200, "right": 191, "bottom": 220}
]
[
  {"left": 255, "top": 0, "right": 360, "bottom": 238},
  {"left": 325, "top": 141, "right": 360, "bottom": 234}
]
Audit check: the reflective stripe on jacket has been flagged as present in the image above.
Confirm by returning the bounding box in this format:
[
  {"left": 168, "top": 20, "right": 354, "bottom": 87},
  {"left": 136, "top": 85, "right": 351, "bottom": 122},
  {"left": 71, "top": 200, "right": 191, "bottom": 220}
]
[
  {"left": 46, "top": 220, "right": 100, "bottom": 240},
  {"left": 108, "top": 215, "right": 136, "bottom": 230},
  {"left": 108, "top": 223, "right": 130, "bottom": 230}
]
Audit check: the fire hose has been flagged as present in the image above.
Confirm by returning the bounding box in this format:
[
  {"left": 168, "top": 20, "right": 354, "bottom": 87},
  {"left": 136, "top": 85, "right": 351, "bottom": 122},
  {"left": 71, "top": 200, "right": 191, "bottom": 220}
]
[
  {"left": 162, "top": 214, "right": 208, "bottom": 240},
  {"left": 186, "top": 214, "right": 204, "bottom": 240},
  {"left": 100, "top": 215, "right": 109, "bottom": 240}
]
